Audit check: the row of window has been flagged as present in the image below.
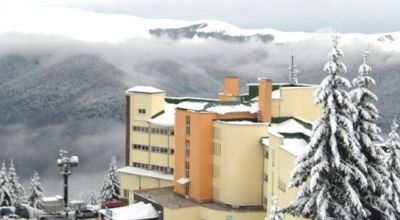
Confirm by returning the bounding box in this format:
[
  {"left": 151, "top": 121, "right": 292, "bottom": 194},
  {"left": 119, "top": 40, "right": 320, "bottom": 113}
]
[
  {"left": 278, "top": 178, "right": 287, "bottom": 192},
  {"left": 152, "top": 146, "right": 174, "bottom": 154},
  {"left": 213, "top": 142, "right": 221, "bottom": 156},
  {"left": 132, "top": 126, "right": 174, "bottom": 135},
  {"left": 132, "top": 162, "right": 149, "bottom": 169},
  {"left": 132, "top": 162, "right": 174, "bottom": 173},
  {"left": 213, "top": 165, "right": 221, "bottom": 178},
  {"left": 132, "top": 144, "right": 174, "bottom": 154},
  {"left": 185, "top": 140, "right": 190, "bottom": 158},
  {"left": 133, "top": 144, "right": 149, "bottom": 151},
  {"left": 185, "top": 161, "right": 190, "bottom": 178},
  {"left": 185, "top": 115, "right": 191, "bottom": 135}
]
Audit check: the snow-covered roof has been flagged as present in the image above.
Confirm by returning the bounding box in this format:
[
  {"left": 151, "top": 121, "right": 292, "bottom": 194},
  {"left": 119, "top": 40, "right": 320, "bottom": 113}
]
[
  {"left": 99, "top": 202, "right": 159, "bottom": 220},
  {"left": 216, "top": 120, "right": 266, "bottom": 125},
  {"left": 118, "top": 166, "right": 173, "bottom": 181},
  {"left": 126, "top": 86, "right": 165, "bottom": 94},
  {"left": 176, "top": 178, "right": 190, "bottom": 185},
  {"left": 176, "top": 101, "right": 209, "bottom": 111},
  {"left": 267, "top": 127, "right": 284, "bottom": 138},
  {"left": 148, "top": 103, "right": 176, "bottom": 127},
  {"left": 272, "top": 90, "right": 281, "bottom": 99},
  {"left": 42, "top": 196, "right": 63, "bottom": 203},
  {"left": 270, "top": 118, "right": 312, "bottom": 136},
  {"left": 280, "top": 138, "right": 308, "bottom": 156},
  {"left": 206, "top": 102, "right": 258, "bottom": 114},
  {"left": 261, "top": 137, "right": 269, "bottom": 146}
]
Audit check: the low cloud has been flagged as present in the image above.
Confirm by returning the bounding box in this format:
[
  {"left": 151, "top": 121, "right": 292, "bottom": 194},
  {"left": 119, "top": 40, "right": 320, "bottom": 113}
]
[{"left": 0, "top": 32, "right": 399, "bottom": 198}]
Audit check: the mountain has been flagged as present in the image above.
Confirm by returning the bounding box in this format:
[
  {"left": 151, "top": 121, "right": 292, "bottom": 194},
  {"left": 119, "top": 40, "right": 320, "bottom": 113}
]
[
  {"left": 0, "top": 54, "right": 125, "bottom": 127},
  {"left": 1, "top": 6, "right": 400, "bottom": 50}
]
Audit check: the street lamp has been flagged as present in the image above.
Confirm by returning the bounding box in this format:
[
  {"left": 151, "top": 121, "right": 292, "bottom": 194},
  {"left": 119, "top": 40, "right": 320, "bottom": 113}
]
[{"left": 57, "top": 149, "right": 79, "bottom": 217}]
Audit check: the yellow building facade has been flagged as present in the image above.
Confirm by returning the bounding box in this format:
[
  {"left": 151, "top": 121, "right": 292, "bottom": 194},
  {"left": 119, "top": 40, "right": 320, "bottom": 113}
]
[{"left": 120, "top": 77, "right": 322, "bottom": 219}]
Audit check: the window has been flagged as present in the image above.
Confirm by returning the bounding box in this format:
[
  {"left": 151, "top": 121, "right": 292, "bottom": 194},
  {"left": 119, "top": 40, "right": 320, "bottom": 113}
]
[
  {"left": 185, "top": 140, "right": 190, "bottom": 158},
  {"left": 132, "top": 144, "right": 149, "bottom": 151},
  {"left": 213, "top": 142, "right": 221, "bottom": 156},
  {"left": 263, "top": 173, "right": 268, "bottom": 182},
  {"left": 150, "top": 128, "right": 169, "bottom": 135},
  {"left": 278, "top": 178, "right": 286, "bottom": 192},
  {"left": 151, "top": 146, "right": 169, "bottom": 154},
  {"left": 272, "top": 149, "right": 275, "bottom": 166},
  {"left": 213, "top": 165, "right": 220, "bottom": 178},
  {"left": 138, "top": 108, "right": 146, "bottom": 114},
  {"left": 132, "top": 162, "right": 149, "bottom": 169},
  {"left": 263, "top": 196, "right": 268, "bottom": 206},
  {"left": 214, "top": 127, "right": 221, "bottom": 140},
  {"left": 123, "top": 190, "right": 129, "bottom": 198},
  {"left": 132, "top": 126, "right": 150, "bottom": 133},
  {"left": 170, "top": 129, "right": 175, "bottom": 136},
  {"left": 185, "top": 161, "right": 190, "bottom": 178},
  {"left": 185, "top": 115, "right": 191, "bottom": 135},
  {"left": 264, "top": 148, "right": 269, "bottom": 158},
  {"left": 213, "top": 187, "right": 220, "bottom": 200},
  {"left": 151, "top": 165, "right": 169, "bottom": 172}
]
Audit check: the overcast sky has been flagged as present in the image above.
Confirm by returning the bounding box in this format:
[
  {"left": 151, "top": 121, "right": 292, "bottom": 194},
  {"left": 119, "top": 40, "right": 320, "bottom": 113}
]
[{"left": 3, "top": 0, "right": 400, "bottom": 33}]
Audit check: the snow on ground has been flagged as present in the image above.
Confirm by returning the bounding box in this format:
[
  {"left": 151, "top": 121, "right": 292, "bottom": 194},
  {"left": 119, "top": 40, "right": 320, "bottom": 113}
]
[{"left": 99, "top": 202, "right": 158, "bottom": 220}]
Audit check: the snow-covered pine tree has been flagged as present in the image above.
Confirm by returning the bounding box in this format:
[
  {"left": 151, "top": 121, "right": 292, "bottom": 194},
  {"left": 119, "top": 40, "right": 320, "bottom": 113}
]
[
  {"left": 8, "top": 159, "right": 25, "bottom": 206},
  {"left": 87, "top": 192, "right": 98, "bottom": 205},
  {"left": 99, "top": 156, "right": 121, "bottom": 201},
  {"left": 27, "top": 171, "right": 44, "bottom": 209},
  {"left": 284, "top": 36, "right": 370, "bottom": 219},
  {"left": 350, "top": 52, "right": 394, "bottom": 219},
  {"left": 386, "top": 117, "right": 400, "bottom": 218},
  {"left": 266, "top": 197, "right": 284, "bottom": 220},
  {"left": 0, "top": 161, "right": 13, "bottom": 206}
]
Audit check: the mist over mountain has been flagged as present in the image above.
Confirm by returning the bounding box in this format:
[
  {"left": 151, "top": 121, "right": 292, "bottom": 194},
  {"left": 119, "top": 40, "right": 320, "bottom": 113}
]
[{"left": 0, "top": 14, "right": 399, "bottom": 199}]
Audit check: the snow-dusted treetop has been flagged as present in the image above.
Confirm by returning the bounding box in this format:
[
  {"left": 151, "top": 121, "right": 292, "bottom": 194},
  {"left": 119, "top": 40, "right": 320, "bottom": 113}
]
[
  {"left": 386, "top": 117, "right": 400, "bottom": 218},
  {"left": 285, "top": 35, "right": 370, "bottom": 220}
]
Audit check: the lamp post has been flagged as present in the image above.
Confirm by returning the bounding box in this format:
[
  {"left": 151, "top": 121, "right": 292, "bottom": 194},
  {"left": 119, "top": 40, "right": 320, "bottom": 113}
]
[{"left": 57, "top": 149, "right": 79, "bottom": 218}]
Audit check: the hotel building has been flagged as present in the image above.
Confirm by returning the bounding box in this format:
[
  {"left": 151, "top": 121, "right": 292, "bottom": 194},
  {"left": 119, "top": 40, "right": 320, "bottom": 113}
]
[{"left": 118, "top": 76, "right": 321, "bottom": 220}]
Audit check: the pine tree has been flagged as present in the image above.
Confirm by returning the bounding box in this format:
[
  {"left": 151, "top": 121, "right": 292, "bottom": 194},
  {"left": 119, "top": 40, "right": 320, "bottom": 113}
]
[
  {"left": 87, "top": 192, "right": 98, "bottom": 205},
  {"left": 99, "top": 156, "right": 121, "bottom": 201},
  {"left": 266, "top": 197, "right": 284, "bottom": 220},
  {"left": 0, "top": 162, "right": 13, "bottom": 206},
  {"left": 284, "top": 36, "right": 369, "bottom": 219},
  {"left": 8, "top": 159, "right": 25, "bottom": 206},
  {"left": 27, "top": 171, "right": 44, "bottom": 209},
  {"left": 350, "top": 52, "right": 394, "bottom": 219},
  {"left": 386, "top": 118, "right": 400, "bottom": 218}
]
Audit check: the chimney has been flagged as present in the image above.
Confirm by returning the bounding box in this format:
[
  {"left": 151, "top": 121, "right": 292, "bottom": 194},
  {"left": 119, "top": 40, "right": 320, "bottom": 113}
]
[
  {"left": 219, "top": 76, "right": 239, "bottom": 101},
  {"left": 258, "top": 78, "right": 272, "bottom": 123}
]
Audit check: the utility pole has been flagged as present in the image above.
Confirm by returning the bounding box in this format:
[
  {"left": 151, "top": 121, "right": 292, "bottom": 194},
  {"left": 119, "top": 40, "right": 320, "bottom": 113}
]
[
  {"left": 289, "top": 54, "right": 300, "bottom": 85},
  {"left": 57, "top": 149, "right": 79, "bottom": 218}
]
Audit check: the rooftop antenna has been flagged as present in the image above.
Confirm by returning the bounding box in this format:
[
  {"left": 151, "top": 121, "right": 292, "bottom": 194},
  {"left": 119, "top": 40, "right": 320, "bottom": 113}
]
[{"left": 289, "top": 52, "right": 300, "bottom": 85}]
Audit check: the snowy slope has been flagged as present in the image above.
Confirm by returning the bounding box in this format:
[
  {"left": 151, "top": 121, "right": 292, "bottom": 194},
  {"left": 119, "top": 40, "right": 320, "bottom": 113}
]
[{"left": 1, "top": 6, "right": 400, "bottom": 50}]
